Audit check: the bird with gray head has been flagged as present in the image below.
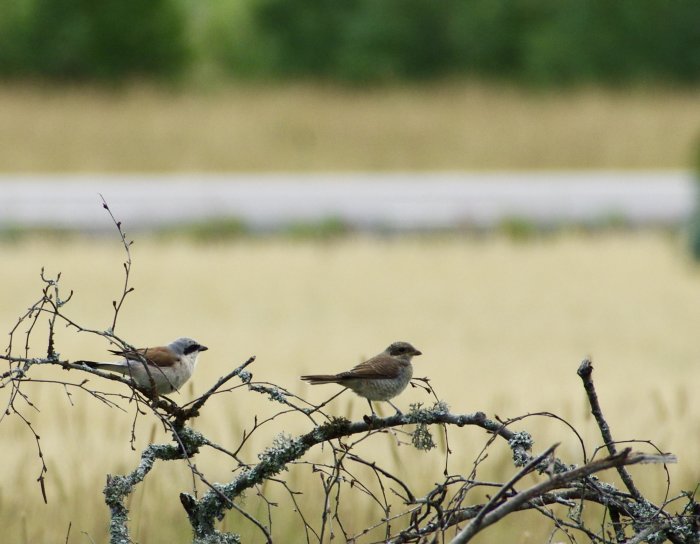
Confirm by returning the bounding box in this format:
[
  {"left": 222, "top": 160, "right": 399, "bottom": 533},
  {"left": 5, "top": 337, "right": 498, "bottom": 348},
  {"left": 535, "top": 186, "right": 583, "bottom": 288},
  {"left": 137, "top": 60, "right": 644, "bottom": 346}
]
[
  {"left": 83, "top": 337, "right": 208, "bottom": 395},
  {"left": 301, "top": 341, "right": 422, "bottom": 415}
]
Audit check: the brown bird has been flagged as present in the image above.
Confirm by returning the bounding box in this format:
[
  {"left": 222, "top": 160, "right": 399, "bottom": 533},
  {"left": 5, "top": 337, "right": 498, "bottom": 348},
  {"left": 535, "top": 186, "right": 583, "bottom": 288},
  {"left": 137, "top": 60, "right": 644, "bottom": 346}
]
[{"left": 301, "top": 341, "right": 422, "bottom": 414}]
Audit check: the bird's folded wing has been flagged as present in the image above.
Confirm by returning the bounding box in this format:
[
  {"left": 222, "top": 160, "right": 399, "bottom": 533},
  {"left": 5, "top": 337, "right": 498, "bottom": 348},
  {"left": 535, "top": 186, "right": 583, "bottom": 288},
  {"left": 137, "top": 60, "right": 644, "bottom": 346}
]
[
  {"left": 108, "top": 346, "right": 176, "bottom": 367},
  {"left": 340, "top": 355, "right": 401, "bottom": 380}
]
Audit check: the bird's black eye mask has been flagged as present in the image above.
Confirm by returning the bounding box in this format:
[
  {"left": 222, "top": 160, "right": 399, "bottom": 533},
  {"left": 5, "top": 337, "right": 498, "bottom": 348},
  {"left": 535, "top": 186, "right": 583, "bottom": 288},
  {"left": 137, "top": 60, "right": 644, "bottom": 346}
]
[{"left": 184, "top": 344, "right": 201, "bottom": 356}]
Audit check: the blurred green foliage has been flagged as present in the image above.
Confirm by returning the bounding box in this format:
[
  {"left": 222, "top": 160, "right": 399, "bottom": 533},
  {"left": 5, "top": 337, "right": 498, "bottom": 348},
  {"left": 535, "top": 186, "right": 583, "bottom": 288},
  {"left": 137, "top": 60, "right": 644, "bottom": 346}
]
[
  {"left": 0, "top": 0, "right": 189, "bottom": 80},
  {"left": 284, "top": 217, "right": 352, "bottom": 240},
  {"left": 157, "top": 217, "right": 249, "bottom": 242},
  {"left": 1, "top": 0, "right": 699, "bottom": 84},
  {"left": 497, "top": 216, "right": 538, "bottom": 242},
  {"left": 242, "top": 0, "right": 700, "bottom": 84},
  {"left": 0, "top": 225, "right": 78, "bottom": 243}
]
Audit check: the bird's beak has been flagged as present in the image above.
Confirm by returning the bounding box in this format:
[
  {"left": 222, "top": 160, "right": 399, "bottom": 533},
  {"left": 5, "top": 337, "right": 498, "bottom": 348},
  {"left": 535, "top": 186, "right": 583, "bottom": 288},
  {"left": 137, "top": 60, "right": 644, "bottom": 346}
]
[
  {"left": 199, "top": 345, "right": 209, "bottom": 352},
  {"left": 414, "top": 350, "right": 422, "bottom": 356}
]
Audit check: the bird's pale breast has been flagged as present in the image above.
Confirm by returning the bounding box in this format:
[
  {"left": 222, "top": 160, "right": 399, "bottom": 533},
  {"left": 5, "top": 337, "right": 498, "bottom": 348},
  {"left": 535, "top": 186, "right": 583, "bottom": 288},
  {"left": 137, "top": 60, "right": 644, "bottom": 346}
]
[{"left": 343, "top": 363, "right": 413, "bottom": 401}]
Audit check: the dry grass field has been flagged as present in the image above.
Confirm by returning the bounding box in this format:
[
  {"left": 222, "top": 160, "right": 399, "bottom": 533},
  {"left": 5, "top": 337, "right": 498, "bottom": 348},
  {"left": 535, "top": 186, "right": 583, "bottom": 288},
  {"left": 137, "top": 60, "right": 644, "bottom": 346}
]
[
  {"left": 1, "top": 83, "right": 699, "bottom": 171},
  {"left": 1, "top": 232, "right": 699, "bottom": 542}
]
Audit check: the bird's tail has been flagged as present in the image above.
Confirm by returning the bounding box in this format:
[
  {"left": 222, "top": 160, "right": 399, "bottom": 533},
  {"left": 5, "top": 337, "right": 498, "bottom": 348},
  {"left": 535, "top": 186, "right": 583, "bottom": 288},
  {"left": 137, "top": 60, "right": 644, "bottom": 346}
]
[
  {"left": 80, "top": 361, "right": 129, "bottom": 375},
  {"left": 300, "top": 374, "right": 340, "bottom": 385}
]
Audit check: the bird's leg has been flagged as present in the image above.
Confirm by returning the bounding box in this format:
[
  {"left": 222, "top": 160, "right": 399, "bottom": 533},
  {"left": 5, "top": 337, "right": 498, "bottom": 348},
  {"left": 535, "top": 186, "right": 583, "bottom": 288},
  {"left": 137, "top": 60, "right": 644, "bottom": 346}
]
[
  {"left": 387, "top": 400, "right": 403, "bottom": 415},
  {"left": 362, "top": 399, "right": 378, "bottom": 425},
  {"left": 367, "top": 399, "right": 376, "bottom": 417}
]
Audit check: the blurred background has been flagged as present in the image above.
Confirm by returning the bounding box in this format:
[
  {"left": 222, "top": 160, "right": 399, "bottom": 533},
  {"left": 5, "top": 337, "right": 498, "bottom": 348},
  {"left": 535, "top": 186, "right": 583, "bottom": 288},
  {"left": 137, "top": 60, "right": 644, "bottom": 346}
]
[{"left": 1, "top": 1, "right": 700, "bottom": 542}]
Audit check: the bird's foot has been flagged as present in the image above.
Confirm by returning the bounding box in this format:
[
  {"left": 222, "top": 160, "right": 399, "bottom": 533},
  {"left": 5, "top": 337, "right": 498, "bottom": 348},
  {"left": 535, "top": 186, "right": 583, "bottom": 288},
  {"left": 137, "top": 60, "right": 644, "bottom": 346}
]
[{"left": 363, "top": 412, "right": 380, "bottom": 425}]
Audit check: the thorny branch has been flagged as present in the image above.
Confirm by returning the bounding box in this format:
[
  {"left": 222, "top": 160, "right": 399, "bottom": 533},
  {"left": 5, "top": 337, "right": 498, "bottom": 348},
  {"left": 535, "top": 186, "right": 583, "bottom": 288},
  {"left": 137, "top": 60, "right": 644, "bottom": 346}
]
[{"left": 1, "top": 200, "right": 698, "bottom": 544}]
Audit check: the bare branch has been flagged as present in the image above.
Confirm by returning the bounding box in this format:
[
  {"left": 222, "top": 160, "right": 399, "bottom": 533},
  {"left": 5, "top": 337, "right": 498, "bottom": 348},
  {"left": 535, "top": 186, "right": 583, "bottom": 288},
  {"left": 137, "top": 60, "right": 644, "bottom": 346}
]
[
  {"left": 467, "top": 442, "right": 560, "bottom": 533},
  {"left": 577, "top": 359, "right": 644, "bottom": 502},
  {"left": 450, "top": 448, "right": 677, "bottom": 544}
]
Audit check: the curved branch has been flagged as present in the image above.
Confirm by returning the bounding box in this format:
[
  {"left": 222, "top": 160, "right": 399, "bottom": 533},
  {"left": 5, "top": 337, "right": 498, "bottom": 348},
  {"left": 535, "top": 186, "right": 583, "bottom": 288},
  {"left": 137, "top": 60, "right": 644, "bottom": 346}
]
[{"left": 179, "top": 409, "right": 521, "bottom": 538}]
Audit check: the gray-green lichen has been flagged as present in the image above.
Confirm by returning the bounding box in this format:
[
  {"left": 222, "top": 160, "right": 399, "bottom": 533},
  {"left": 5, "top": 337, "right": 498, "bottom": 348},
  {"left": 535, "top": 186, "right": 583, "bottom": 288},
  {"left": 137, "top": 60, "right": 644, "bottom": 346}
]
[
  {"left": 407, "top": 403, "right": 447, "bottom": 452},
  {"left": 645, "top": 530, "right": 668, "bottom": 544},
  {"left": 431, "top": 400, "right": 450, "bottom": 415},
  {"left": 248, "top": 384, "right": 290, "bottom": 405},
  {"left": 508, "top": 431, "right": 534, "bottom": 466},
  {"left": 629, "top": 499, "right": 665, "bottom": 540},
  {"left": 257, "top": 433, "right": 306, "bottom": 471},
  {"left": 590, "top": 478, "right": 619, "bottom": 500},
  {"left": 315, "top": 416, "right": 351, "bottom": 439},
  {"left": 407, "top": 402, "right": 442, "bottom": 423},
  {"left": 104, "top": 441, "right": 185, "bottom": 543},
  {"left": 193, "top": 531, "right": 241, "bottom": 544},
  {"left": 536, "top": 457, "right": 575, "bottom": 476},
  {"left": 189, "top": 430, "right": 316, "bottom": 532},
  {"left": 411, "top": 423, "right": 436, "bottom": 451},
  {"left": 176, "top": 427, "right": 206, "bottom": 455}
]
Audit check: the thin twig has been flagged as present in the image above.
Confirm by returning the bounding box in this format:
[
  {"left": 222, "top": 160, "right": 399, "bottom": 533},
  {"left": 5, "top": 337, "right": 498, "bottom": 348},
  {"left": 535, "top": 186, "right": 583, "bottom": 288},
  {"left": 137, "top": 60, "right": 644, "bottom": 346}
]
[
  {"left": 175, "top": 356, "right": 256, "bottom": 426},
  {"left": 99, "top": 195, "right": 134, "bottom": 334}
]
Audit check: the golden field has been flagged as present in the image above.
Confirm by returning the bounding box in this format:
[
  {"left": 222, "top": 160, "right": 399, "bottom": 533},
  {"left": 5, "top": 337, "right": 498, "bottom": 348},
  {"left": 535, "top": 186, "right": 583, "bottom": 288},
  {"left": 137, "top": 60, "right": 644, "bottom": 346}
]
[
  {"left": 1, "top": 233, "right": 699, "bottom": 543},
  {"left": 0, "top": 83, "right": 699, "bottom": 171}
]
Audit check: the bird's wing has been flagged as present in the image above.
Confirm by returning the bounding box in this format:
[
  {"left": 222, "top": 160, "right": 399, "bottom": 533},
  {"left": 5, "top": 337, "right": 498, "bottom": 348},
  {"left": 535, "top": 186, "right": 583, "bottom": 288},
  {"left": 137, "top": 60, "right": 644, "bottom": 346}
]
[
  {"left": 339, "top": 354, "right": 401, "bottom": 380},
  {"left": 108, "top": 346, "right": 177, "bottom": 367}
]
